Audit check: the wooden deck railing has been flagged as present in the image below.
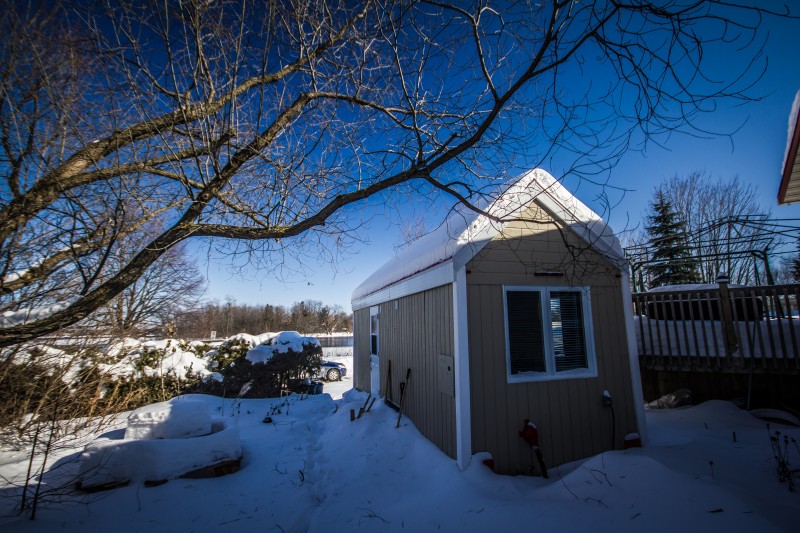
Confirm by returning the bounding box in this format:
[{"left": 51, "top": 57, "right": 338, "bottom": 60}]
[{"left": 632, "top": 284, "right": 800, "bottom": 372}]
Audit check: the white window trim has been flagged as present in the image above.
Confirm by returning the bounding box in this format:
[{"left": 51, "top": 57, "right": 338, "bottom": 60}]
[{"left": 503, "top": 285, "right": 597, "bottom": 383}]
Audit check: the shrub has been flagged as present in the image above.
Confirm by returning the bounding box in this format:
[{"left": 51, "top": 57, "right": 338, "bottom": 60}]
[
  {"left": 104, "top": 374, "right": 196, "bottom": 410},
  {"left": 208, "top": 338, "right": 252, "bottom": 371},
  {"left": 214, "top": 339, "right": 322, "bottom": 398}
]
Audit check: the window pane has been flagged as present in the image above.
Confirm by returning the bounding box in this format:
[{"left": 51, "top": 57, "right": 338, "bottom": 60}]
[
  {"left": 551, "top": 291, "right": 587, "bottom": 371},
  {"left": 506, "top": 291, "right": 545, "bottom": 374}
]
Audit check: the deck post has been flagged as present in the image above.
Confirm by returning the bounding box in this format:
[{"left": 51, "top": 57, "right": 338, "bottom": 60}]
[{"left": 716, "top": 273, "right": 738, "bottom": 361}]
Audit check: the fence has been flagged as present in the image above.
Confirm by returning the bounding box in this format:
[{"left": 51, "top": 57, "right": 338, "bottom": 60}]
[
  {"left": 316, "top": 335, "right": 354, "bottom": 348},
  {"left": 632, "top": 284, "right": 800, "bottom": 373}
]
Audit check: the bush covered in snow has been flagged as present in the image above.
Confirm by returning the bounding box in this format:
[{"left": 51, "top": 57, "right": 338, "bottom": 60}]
[
  {"left": 0, "top": 339, "right": 208, "bottom": 444},
  {"left": 0, "top": 344, "right": 125, "bottom": 443},
  {"left": 0, "top": 332, "right": 326, "bottom": 445},
  {"left": 206, "top": 337, "right": 254, "bottom": 371},
  {"left": 203, "top": 332, "right": 323, "bottom": 398}
]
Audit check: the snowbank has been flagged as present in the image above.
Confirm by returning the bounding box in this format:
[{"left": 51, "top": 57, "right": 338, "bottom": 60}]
[
  {"left": 3, "top": 393, "right": 800, "bottom": 532},
  {"left": 124, "top": 400, "right": 212, "bottom": 440},
  {"left": 77, "top": 399, "right": 240, "bottom": 488}
]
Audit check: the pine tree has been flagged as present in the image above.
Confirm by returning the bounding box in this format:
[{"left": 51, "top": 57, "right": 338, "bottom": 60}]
[
  {"left": 644, "top": 190, "right": 699, "bottom": 288},
  {"left": 792, "top": 238, "right": 800, "bottom": 283}
]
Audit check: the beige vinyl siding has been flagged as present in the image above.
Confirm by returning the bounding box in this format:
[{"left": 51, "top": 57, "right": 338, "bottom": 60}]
[
  {"left": 466, "top": 201, "right": 637, "bottom": 474},
  {"left": 353, "top": 307, "right": 371, "bottom": 391},
  {"left": 355, "top": 284, "right": 457, "bottom": 458}
]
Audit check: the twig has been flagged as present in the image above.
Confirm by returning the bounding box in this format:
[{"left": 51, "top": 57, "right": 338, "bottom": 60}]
[
  {"left": 584, "top": 466, "right": 612, "bottom": 486},
  {"left": 358, "top": 508, "right": 388, "bottom": 525},
  {"left": 556, "top": 466, "right": 579, "bottom": 501},
  {"left": 585, "top": 497, "right": 609, "bottom": 508}
]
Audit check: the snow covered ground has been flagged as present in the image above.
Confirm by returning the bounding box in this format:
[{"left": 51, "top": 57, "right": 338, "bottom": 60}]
[{"left": 1, "top": 367, "right": 798, "bottom": 532}]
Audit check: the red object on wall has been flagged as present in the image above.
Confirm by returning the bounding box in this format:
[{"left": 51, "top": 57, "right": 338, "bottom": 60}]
[{"left": 519, "top": 419, "right": 539, "bottom": 447}]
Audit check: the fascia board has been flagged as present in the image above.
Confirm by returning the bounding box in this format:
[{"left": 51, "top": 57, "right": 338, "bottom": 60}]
[
  {"left": 452, "top": 224, "right": 500, "bottom": 271},
  {"left": 351, "top": 261, "right": 456, "bottom": 310}
]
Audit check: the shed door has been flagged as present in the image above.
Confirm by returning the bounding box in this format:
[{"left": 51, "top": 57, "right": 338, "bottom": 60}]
[
  {"left": 370, "top": 355, "right": 380, "bottom": 396},
  {"left": 369, "top": 307, "right": 380, "bottom": 396}
]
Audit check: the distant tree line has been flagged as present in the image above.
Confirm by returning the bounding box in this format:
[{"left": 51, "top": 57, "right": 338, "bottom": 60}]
[{"left": 174, "top": 300, "right": 351, "bottom": 339}]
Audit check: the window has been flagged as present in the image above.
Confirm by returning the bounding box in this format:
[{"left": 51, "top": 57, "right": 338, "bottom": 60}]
[
  {"left": 370, "top": 306, "right": 379, "bottom": 355},
  {"left": 503, "top": 286, "right": 596, "bottom": 382}
]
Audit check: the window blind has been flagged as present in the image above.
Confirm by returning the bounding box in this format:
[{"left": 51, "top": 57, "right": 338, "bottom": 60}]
[
  {"left": 506, "top": 290, "right": 545, "bottom": 373},
  {"left": 551, "top": 291, "right": 587, "bottom": 371}
]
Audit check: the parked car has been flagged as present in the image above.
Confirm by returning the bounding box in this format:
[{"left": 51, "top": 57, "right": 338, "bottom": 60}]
[{"left": 317, "top": 360, "right": 346, "bottom": 381}]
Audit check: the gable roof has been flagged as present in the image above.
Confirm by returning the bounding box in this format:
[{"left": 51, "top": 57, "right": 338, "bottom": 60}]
[
  {"left": 779, "top": 89, "right": 800, "bottom": 205},
  {"left": 351, "top": 168, "right": 626, "bottom": 310}
]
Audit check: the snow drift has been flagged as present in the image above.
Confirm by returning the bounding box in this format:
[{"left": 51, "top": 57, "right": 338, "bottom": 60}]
[{"left": 77, "top": 398, "right": 241, "bottom": 489}]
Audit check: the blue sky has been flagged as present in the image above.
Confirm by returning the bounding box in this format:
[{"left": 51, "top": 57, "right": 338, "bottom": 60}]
[{"left": 201, "top": 10, "right": 800, "bottom": 311}]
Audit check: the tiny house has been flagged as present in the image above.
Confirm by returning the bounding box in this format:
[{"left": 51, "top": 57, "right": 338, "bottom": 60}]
[{"left": 351, "top": 169, "right": 646, "bottom": 474}]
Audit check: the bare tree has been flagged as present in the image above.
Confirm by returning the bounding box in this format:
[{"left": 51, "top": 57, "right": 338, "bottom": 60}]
[
  {"left": 87, "top": 243, "right": 206, "bottom": 337},
  {"left": 287, "top": 300, "right": 351, "bottom": 334},
  {"left": 0, "top": 0, "right": 793, "bottom": 346},
  {"left": 659, "top": 172, "right": 776, "bottom": 285}
]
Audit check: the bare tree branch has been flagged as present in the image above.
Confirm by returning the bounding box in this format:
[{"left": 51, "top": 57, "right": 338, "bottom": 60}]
[{"left": 0, "top": 0, "right": 793, "bottom": 345}]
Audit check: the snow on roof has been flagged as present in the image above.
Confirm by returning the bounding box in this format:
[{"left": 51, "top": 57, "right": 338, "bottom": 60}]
[
  {"left": 783, "top": 89, "right": 800, "bottom": 173},
  {"left": 352, "top": 168, "right": 625, "bottom": 308}
]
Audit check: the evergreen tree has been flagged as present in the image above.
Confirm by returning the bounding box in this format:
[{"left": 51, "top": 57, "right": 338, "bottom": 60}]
[
  {"left": 792, "top": 238, "right": 800, "bottom": 283},
  {"left": 644, "top": 190, "right": 700, "bottom": 288}
]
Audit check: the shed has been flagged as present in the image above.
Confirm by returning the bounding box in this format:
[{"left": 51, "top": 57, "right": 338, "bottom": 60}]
[{"left": 351, "top": 169, "right": 647, "bottom": 475}]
